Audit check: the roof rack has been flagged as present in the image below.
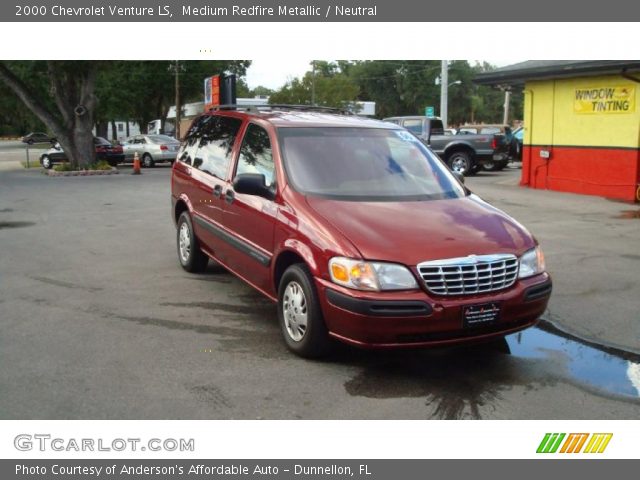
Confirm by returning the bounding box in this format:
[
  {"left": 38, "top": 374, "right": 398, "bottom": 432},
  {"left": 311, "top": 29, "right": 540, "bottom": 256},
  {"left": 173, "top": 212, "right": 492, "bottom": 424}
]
[{"left": 207, "top": 104, "right": 355, "bottom": 115}]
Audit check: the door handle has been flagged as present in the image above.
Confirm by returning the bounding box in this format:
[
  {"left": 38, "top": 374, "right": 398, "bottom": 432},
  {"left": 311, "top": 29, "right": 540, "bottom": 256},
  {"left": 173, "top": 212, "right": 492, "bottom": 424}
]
[
  {"left": 213, "top": 184, "right": 222, "bottom": 198},
  {"left": 225, "top": 189, "right": 235, "bottom": 204}
]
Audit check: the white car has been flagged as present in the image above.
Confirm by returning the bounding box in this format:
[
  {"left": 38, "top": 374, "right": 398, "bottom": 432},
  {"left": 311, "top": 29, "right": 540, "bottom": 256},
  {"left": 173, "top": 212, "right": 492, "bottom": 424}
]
[{"left": 121, "top": 134, "right": 180, "bottom": 167}]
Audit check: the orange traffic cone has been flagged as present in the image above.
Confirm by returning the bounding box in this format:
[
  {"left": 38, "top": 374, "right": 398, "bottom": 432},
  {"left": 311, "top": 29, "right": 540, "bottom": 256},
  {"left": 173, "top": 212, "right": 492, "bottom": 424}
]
[{"left": 132, "top": 151, "right": 141, "bottom": 175}]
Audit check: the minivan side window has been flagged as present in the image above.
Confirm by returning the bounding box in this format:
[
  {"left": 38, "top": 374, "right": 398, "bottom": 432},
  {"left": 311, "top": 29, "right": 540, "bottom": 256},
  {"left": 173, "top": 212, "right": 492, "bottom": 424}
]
[
  {"left": 194, "top": 116, "right": 242, "bottom": 180},
  {"left": 235, "top": 124, "right": 275, "bottom": 188},
  {"left": 179, "top": 115, "right": 209, "bottom": 165}
]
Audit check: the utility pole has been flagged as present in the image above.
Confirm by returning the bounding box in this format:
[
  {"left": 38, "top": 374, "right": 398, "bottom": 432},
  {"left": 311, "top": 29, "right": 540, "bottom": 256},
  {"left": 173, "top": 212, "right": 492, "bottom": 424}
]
[
  {"left": 168, "top": 61, "right": 184, "bottom": 140},
  {"left": 503, "top": 89, "right": 511, "bottom": 125},
  {"left": 311, "top": 60, "right": 316, "bottom": 106},
  {"left": 175, "top": 60, "right": 181, "bottom": 140},
  {"left": 440, "top": 60, "right": 448, "bottom": 128}
]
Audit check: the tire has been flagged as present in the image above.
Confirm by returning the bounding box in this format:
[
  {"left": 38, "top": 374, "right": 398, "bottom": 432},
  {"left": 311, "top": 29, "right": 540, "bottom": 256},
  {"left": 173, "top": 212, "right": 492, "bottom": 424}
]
[
  {"left": 278, "top": 264, "right": 331, "bottom": 358},
  {"left": 447, "top": 151, "right": 473, "bottom": 176},
  {"left": 41, "top": 155, "right": 52, "bottom": 169},
  {"left": 27, "top": 139, "right": 34, "bottom": 145},
  {"left": 176, "top": 212, "right": 208, "bottom": 273},
  {"left": 142, "top": 153, "right": 155, "bottom": 168},
  {"left": 482, "top": 160, "right": 500, "bottom": 172}
]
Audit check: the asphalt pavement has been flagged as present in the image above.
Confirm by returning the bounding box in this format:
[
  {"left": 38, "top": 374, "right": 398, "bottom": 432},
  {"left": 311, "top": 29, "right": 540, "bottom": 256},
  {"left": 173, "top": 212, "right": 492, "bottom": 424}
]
[{"left": 0, "top": 162, "right": 639, "bottom": 419}]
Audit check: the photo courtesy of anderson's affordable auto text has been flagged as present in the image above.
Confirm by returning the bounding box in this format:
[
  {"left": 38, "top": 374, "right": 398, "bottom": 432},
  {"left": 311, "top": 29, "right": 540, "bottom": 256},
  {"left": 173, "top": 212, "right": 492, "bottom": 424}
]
[{"left": 0, "top": 0, "right": 639, "bottom": 478}]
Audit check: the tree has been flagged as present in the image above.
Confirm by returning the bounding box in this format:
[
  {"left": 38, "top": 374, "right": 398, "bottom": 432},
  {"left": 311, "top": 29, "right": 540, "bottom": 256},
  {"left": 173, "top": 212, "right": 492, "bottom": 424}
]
[
  {"left": 0, "top": 80, "right": 46, "bottom": 136},
  {"left": 269, "top": 62, "right": 359, "bottom": 108},
  {"left": 250, "top": 85, "right": 274, "bottom": 97},
  {"left": 0, "top": 61, "right": 98, "bottom": 168},
  {"left": 106, "top": 61, "right": 251, "bottom": 134}
]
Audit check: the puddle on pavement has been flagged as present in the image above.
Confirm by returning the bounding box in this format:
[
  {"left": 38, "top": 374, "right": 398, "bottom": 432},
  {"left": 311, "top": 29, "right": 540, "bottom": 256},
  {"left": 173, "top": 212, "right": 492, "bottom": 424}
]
[
  {"left": 344, "top": 319, "right": 640, "bottom": 418},
  {"left": 509, "top": 321, "right": 640, "bottom": 398},
  {"left": 0, "top": 221, "right": 35, "bottom": 229}
]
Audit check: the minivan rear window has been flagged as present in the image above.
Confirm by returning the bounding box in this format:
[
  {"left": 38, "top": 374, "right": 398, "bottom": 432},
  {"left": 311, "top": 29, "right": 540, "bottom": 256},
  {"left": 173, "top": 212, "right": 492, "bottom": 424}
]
[{"left": 279, "top": 127, "right": 465, "bottom": 201}]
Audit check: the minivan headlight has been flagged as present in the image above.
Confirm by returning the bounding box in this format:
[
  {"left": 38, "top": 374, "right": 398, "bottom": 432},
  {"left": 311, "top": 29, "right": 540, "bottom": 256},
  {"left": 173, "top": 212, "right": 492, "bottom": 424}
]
[
  {"left": 329, "top": 257, "right": 418, "bottom": 291},
  {"left": 518, "top": 246, "right": 545, "bottom": 278}
]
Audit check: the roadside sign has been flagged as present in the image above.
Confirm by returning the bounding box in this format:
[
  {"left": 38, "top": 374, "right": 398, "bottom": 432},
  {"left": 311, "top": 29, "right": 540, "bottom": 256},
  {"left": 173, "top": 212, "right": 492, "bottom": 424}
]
[{"left": 425, "top": 106, "right": 435, "bottom": 117}]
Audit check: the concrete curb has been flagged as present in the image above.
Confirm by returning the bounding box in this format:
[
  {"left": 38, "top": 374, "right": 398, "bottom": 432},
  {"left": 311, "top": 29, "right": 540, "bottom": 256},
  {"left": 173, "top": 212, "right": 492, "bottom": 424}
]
[{"left": 43, "top": 167, "right": 120, "bottom": 177}]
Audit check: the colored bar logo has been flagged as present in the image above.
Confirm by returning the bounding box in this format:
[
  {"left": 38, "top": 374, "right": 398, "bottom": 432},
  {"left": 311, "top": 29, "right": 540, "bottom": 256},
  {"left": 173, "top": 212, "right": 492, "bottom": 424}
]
[{"left": 537, "top": 433, "right": 612, "bottom": 453}]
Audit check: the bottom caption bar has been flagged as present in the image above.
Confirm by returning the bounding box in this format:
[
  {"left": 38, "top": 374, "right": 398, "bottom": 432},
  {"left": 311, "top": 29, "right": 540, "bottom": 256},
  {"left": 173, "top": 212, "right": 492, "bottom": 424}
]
[{"left": 4, "top": 460, "right": 638, "bottom": 479}]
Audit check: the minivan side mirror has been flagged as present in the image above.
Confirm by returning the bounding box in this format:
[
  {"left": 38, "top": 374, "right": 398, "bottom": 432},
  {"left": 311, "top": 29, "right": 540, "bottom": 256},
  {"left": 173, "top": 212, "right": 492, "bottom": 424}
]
[{"left": 233, "top": 173, "right": 274, "bottom": 200}]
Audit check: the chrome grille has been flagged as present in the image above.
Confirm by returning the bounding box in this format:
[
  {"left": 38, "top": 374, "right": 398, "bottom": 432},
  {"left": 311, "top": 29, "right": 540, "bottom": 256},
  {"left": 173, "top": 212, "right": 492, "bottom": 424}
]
[{"left": 417, "top": 254, "right": 518, "bottom": 296}]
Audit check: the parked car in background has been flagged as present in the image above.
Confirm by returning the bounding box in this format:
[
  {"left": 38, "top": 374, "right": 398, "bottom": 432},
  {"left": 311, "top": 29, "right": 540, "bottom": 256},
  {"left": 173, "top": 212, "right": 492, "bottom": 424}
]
[
  {"left": 172, "top": 106, "right": 551, "bottom": 358},
  {"left": 21, "top": 132, "right": 55, "bottom": 145},
  {"left": 444, "top": 128, "right": 457, "bottom": 136},
  {"left": 511, "top": 126, "right": 524, "bottom": 161},
  {"left": 383, "top": 116, "right": 510, "bottom": 175},
  {"left": 122, "top": 134, "right": 180, "bottom": 167},
  {"left": 457, "top": 124, "right": 513, "bottom": 171},
  {"left": 39, "top": 137, "right": 124, "bottom": 169},
  {"left": 458, "top": 124, "right": 512, "bottom": 137}
]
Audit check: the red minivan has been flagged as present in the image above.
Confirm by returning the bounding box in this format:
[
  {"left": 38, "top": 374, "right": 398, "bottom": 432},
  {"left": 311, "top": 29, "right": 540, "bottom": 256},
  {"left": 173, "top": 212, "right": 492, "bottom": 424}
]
[{"left": 171, "top": 106, "right": 551, "bottom": 358}]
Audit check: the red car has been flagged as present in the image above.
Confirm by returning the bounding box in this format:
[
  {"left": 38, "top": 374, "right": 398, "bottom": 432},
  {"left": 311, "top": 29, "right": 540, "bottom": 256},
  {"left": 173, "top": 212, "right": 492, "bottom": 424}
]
[
  {"left": 171, "top": 106, "right": 551, "bottom": 358},
  {"left": 40, "top": 137, "right": 124, "bottom": 169}
]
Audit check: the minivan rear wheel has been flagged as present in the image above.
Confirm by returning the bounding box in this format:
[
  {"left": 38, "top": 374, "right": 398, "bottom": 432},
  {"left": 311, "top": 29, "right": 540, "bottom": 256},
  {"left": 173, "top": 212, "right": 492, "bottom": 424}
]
[
  {"left": 177, "top": 212, "right": 208, "bottom": 273},
  {"left": 278, "top": 264, "right": 331, "bottom": 358}
]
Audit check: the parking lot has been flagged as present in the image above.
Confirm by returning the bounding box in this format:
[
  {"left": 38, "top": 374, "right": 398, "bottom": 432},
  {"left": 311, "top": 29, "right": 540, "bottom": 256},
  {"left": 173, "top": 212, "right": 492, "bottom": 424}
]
[{"left": 0, "top": 153, "right": 639, "bottom": 419}]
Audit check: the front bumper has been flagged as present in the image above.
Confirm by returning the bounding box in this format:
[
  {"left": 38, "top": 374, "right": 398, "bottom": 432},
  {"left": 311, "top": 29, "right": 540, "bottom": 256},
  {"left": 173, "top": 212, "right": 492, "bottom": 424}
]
[{"left": 316, "top": 273, "right": 551, "bottom": 349}]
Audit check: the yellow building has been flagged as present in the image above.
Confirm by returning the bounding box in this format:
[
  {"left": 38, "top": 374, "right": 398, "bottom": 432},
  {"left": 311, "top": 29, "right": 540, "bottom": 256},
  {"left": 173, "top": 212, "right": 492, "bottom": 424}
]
[{"left": 476, "top": 61, "right": 640, "bottom": 202}]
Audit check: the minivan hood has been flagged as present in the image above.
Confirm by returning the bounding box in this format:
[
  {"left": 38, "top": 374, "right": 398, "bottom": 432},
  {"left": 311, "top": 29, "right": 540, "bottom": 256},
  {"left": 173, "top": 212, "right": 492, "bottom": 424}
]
[{"left": 305, "top": 195, "right": 534, "bottom": 266}]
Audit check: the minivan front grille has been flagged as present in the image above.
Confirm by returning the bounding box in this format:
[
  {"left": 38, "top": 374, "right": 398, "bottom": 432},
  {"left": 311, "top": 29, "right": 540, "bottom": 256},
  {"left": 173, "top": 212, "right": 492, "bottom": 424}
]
[{"left": 417, "top": 254, "right": 518, "bottom": 296}]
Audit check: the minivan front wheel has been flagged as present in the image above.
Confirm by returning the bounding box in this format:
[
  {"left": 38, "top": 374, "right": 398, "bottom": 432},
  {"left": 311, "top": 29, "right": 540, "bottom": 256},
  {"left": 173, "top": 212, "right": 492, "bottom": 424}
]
[
  {"left": 278, "top": 264, "right": 331, "bottom": 358},
  {"left": 177, "top": 212, "right": 208, "bottom": 273}
]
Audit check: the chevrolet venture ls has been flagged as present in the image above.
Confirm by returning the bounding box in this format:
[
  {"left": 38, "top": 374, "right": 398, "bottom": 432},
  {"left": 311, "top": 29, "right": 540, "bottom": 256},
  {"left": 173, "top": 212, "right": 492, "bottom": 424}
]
[{"left": 171, "top": 106, "right": 552, "bottom": 358}]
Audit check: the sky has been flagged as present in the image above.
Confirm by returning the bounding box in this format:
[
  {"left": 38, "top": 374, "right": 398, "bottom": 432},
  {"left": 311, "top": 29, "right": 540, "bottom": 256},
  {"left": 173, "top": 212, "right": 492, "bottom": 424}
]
[
  {"left": 245, "top": 59, "right": 314, "bottom": 90},
  {"left": 245, "top": 59, "right": 519, "bottom": 91}
]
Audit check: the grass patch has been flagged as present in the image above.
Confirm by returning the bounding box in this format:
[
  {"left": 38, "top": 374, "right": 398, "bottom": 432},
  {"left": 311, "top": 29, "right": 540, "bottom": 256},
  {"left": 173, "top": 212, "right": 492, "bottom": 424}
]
[
  {"left": 21, "top": 160, "right": 42, "bottom": 169},
  {"left": 53, "top": 160, "right": 114, "bottom": 172},
  {"left": 53, "top": 163, "right": 73, "bottom": 172}
]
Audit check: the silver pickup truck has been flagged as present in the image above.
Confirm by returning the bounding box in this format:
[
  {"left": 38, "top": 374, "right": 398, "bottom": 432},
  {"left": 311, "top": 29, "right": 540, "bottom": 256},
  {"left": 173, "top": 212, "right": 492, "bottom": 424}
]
[{"left": 383, "top": 116, "right": 509, "bottom": 175}]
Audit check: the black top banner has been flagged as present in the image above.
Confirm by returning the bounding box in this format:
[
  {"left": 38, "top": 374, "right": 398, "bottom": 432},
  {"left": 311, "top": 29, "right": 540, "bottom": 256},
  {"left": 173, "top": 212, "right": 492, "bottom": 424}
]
[{"left": 6, "top": 0, "right": 640, "bottom": 21}]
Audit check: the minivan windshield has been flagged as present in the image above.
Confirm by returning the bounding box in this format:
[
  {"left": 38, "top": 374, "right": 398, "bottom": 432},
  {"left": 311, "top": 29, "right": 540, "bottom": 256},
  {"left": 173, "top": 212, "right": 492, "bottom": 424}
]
[{"left": 279, "top": 127, "right": 466, "bottom": 201}]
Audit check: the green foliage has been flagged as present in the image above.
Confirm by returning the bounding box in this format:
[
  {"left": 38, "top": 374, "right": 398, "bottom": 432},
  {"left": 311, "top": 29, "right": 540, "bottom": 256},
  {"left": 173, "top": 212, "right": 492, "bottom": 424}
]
[
  {"left": 251, "top": 85, "right": 275, "bottom": 97},
  {"left": 52, "top": 160, "right": 112, "bottom": 172},
  {"left": 0, "top": 60, "right": 252, "bottom": 137},
  {"left": 91, "top": 160, "right": 113, "bottom": 170},
  {"left": 53, "top": 162, "right": 73, "bottom": 172},
  {"left": 269, "top": 61, "right": 359, "bottom": 108},
  {"left": 20, "top": 160, "right": 44, "bottom": 169},
  {"left": 268, "top": 60, "right": 524, "bottom": 125},
  {"left": 95, "top": 60, "right": 250, "bottom": 131},
  {"left": 0, "top": 61, "right": 50, "bottom": 135}
]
